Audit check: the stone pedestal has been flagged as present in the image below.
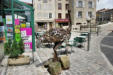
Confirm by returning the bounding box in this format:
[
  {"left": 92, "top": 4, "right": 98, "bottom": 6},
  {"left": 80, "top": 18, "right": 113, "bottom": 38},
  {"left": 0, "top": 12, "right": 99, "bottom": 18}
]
[
  {"left": 48, "top": 61, "right": 62, "bottom": 75},
  {"left": 60, "top": 55, "right": 70, "bottom": 69}
]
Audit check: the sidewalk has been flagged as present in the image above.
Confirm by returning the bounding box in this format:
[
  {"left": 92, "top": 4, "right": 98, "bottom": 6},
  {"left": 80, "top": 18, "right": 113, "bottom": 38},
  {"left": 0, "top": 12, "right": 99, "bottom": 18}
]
[
  {"left": 0, "top": 43, "right": 4, "bottom": 61},
  {"left": 36, "top": 23, "right": 113, "bottom": 75},
  {"left": 1, "top": 23, "right": 113, "bottom": 75}
]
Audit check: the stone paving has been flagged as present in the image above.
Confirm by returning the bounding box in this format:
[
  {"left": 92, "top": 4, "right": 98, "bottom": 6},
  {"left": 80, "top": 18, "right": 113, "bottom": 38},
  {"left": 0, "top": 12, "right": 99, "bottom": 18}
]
[
  {"left": 37, "top": 23, "right": 113, "bottom": 75},
  {"left": 0, "top": 43, "right": 4, "bottom": 60},
  {"left": 6, "top": 65, "right": 50, "bottom": 75},
  {"left": 101, "top": 31, "right": 113, "bottom": 65},
  {"left": 1, "top": 22, "right": 113, "bottom": 75}
]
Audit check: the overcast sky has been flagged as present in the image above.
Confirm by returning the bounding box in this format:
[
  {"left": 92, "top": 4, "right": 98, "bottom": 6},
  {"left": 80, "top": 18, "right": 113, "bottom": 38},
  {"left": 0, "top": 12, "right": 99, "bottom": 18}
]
[
  {"left": 19, "top": 0, "right": 113, "bottom": 10},
  {"left": 97, "top": 0, "right": 113, "bottom": 10}
]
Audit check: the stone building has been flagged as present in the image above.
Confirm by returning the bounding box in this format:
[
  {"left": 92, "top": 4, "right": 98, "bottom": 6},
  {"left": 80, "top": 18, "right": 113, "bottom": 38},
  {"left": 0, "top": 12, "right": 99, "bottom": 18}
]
[
  {"left": 55, "top": 0, "right": 69, "bottom": 29},
  {"left": 33, "top": 0, "right": 96, "bottom": 32},
  {"left": 69, "top": 0, "right": 96, "bottom": 31},
  {"left": 96, "top": 8, "right": 113, "bottom": 24},
  {"left": 33, "top": 0, "right": 55, "bottom": 32}
]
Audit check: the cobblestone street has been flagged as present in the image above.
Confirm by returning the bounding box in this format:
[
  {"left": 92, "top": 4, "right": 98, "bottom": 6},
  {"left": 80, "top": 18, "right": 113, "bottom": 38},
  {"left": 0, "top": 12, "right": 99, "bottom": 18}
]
[
  {"left": 37, "top": 23, "right": 113, "bottom": 75},
  {"left": 0, "top": 23, "right": 113, "bottom": 75}
]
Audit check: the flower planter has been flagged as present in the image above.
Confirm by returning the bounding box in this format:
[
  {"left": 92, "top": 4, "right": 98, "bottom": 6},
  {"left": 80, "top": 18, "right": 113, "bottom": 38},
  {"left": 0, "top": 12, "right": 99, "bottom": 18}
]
[{"left": 8, "top": 56, "right": 30, "bottom": 66}]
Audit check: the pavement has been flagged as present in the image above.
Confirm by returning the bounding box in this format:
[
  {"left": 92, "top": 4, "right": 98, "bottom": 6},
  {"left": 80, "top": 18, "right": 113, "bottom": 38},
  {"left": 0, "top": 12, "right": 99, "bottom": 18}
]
[
  {"left": 101, "top": 32, "right": 113, "bottom": 65},
  {"left": 1, "top": 22, "right": 113, "bottom": 75},
  {"left": 0, "top": 43, "right": 4, "bottom": 60},
  {"left": 36, "top": 22, "right": 113, "bottom": 75}
]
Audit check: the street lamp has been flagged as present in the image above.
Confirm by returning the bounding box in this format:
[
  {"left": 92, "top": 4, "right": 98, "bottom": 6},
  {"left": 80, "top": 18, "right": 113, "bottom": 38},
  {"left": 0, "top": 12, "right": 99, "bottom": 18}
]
[
  {"left": 87, "top": 17, "right": 91, "bottom": 33},
  {"left": 86, "top": 17, "right": 91, "bottom": 51}
]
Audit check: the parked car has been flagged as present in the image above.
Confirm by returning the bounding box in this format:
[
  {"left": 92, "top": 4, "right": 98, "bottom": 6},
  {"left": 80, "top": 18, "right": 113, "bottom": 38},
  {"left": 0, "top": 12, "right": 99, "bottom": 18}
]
[{"left": 80, "top": 32, "right": 89, "bottom": 38}]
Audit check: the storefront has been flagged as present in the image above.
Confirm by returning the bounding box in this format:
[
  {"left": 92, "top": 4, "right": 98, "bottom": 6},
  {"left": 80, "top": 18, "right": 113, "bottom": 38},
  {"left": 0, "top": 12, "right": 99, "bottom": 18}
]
[
  {"left": 36, "top": 21, "right": 54, "bottom": 32},
  {"left": 0, "top": 0, "right": 35, "bottom": 51},
  {"left": 55, "top": 19, "right": 69, "bottom": 28}
]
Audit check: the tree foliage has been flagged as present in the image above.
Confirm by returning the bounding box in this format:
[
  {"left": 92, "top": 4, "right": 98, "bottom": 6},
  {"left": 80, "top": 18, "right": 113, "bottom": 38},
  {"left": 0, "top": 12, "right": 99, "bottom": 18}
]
[{"left": 4, "top": 39, "right": 24, "bottom": 58}]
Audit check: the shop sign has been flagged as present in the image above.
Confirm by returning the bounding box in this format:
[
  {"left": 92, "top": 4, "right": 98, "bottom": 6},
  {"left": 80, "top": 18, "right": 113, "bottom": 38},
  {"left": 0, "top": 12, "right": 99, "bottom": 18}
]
[
  {"left": 24, "top": 42, "right": 32, "bottom": 51},
  {"left": 7, "top": 24, "right": 13, "bottom": 27},
  {"left": 15, "top": 25, "right": 20, "bottom": 29},
  {"left": 7, "top": 33, "right": 13, "bottom": 40},
  {"left": 20, "top": 28, "right": 32, "bottom": 37},
  {"left": 26, "top": 22, "right": 30, "bottom": 28},
  {"left": 15, "top": 33, "right": 21, "bottom": 42},
  {"left": 15, "top": 19, "right": 20, "bottom": 25},
  {"left": 6, "top": 15, "right": 12, "bottom": 24},
  {"left": 15, "top": 25, "right": 20, "bottom": 33},
  {"left": 15, "top": 29, "right": 20, "bottom": 33},
  {"left": 0, "top": 26, "right": 4, "bottom": 32},
  {"left": 0, "top": 37, "right": 5, "bottom": 41},
  {"left": 55, "top": 19, "right": 69, "bottom": 22},
  {"left": 21, "top": 36, "right": 32, "bottom": 43},
  {"left": 21, "top": 23, "right": 26, "bottom": 28},
  {"left": 20, "top": 28, "right": 32, "bottom": 50},
  {"left": 0, "top": 16, "right": 3, "bottom": 22},
  {"left": 7, "top": 33, "right": 13, "bottom": 36},
  {"left": 7, "top": 27, "right": 13, "bottom": 32}
]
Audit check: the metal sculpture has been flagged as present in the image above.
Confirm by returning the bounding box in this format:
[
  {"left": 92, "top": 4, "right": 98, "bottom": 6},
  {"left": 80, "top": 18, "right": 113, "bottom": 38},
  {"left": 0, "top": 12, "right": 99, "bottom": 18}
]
[{"left": 40, "top": 10, "right": 72, "bottom": 61}]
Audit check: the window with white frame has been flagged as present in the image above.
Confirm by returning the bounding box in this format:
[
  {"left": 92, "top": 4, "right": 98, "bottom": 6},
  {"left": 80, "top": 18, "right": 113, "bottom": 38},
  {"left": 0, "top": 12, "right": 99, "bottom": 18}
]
[
  {"left": 78, "top": 11, "right": 82, "bottom": 18},
  {"left": 43, "top": 0, "right": 48, "bottom": 3},
  {"left": 76, "top": 0, "right": 84, "bottom": 8},
  {"left": 49, "top": 13, "right": 52, "bottom": 18},
  {"left": 88, "top": 1, "right": 93, "bottom": 8},
  {"left": 37, "top": 4, "right": 41, "bottom": 10},
  {"left": 88, "top": 11, "right": 92, "bottom": 18},
  {"left": 78, "top": 1, "right": 83, "bottom": 8}
]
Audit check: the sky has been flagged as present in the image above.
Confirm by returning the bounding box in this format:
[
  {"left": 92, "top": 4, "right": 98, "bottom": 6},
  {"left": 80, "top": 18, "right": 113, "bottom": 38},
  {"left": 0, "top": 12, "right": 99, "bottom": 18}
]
[
  {"left": 97, "top": 0, "right": 113, "bottom": 10},
  {"left": 19, "top": 0, "right": 113, "bottom": 10}
]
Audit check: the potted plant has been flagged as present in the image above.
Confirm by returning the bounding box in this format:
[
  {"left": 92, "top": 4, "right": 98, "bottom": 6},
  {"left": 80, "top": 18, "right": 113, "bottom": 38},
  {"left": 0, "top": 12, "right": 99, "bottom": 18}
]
[{"left": 4, "top": 39, "right": 30, "bottom": 66}]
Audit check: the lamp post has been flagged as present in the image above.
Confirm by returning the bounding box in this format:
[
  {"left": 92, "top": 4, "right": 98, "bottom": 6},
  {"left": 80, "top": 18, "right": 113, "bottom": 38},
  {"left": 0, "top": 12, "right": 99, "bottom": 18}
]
[{"left": 86, "top": 17, "right": 91, "bottom": 51}]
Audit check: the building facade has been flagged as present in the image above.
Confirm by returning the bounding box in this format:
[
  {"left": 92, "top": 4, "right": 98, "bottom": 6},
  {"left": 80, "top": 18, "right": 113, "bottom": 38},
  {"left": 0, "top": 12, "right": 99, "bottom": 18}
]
[
  {"left": 33, "top": 0, "right": 55, "bottom": 32},
  {"left": 69, "top": 0, "right": 96, "bottom": 31},
  {"left": 34, "top": 0, "right": 96, "bottom": 32},
  {"left": 96, "top": 8, "right": 113, "bottom": 24},
  {"left": 55, "top": 0, "right": 69, "bottom": 29}
]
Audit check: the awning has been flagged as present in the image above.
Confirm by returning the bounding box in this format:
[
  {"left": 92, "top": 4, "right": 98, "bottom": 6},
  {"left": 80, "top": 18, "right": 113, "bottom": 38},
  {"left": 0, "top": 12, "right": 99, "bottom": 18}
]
[{"left": 55, "top": 19, "right": 69, "bottom": 23}]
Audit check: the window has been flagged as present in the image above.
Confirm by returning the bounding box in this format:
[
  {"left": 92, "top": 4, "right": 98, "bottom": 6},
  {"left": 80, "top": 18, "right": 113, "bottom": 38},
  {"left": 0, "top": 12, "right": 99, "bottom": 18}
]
[
  {"left": 49, "top": 13, "right": 52, "bottom": 18},
  {"left": 88, "top": 1, "right": 93, "bottom": 8},
  {"left": 37, "top": 4, "right": 41, "bottom": 10},
  {"left": 43, "top": 0, "right": 47, "bottom": 3},
  {"left": 58, "top": 13, "right": 62, "bottom": 19},
  {"left": 58, "top": 3, "right": 62, "bottom": 10},
  {"left": 78, "top": 1, "right": 83, "bottom": 8},
  {"left": 66, "top": 13, "right": 69, "bottom": 19},
  {"left": 78, "top": 11, "right": 82, "bottom": 18},
  {"left": 65, "top": 4, "right": 69, "bottom": 10},
  {"left": 88, "top": 12, "right": 92, "bottom": 18}
]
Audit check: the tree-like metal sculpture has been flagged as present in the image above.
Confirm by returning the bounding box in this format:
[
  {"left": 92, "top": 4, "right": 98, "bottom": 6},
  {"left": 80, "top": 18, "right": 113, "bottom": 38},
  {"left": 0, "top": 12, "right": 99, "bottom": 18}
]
[{"left": 40, "top": 10, "right": 72, "bottom": 61}]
